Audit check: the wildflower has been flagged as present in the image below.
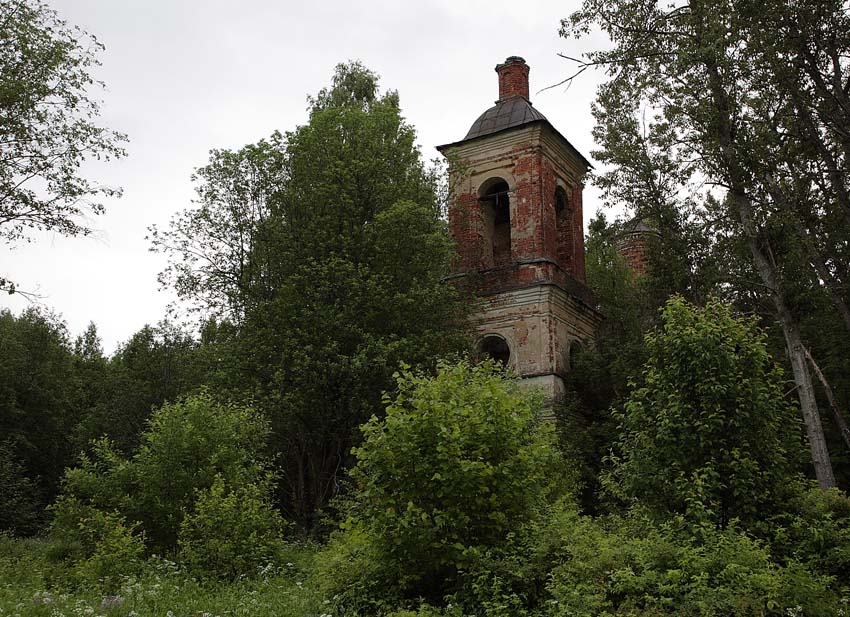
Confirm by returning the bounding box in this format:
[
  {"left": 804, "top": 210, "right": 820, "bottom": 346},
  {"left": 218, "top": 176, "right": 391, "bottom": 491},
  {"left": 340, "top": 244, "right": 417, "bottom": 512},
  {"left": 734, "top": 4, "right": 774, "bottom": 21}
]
[
  {"left": 100, "top": 596, "right": 124, "bottom": 610},
  {"left": 32, "top": 592, "right": 52, "bottom": 604}
]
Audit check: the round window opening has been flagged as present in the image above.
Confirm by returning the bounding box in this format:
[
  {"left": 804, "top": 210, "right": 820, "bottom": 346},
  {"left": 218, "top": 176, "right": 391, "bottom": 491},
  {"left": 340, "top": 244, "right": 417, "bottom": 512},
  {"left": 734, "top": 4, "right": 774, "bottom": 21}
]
[{"left": 479, "top": 335, "right": 510, "bottom": 366}]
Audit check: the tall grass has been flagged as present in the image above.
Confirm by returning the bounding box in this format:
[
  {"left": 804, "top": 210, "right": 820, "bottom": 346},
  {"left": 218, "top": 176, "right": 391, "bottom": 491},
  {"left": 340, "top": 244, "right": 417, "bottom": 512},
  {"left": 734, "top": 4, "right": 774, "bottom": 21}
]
[{"left": 0, "top": 536, "right": 325, "bottom": 617}]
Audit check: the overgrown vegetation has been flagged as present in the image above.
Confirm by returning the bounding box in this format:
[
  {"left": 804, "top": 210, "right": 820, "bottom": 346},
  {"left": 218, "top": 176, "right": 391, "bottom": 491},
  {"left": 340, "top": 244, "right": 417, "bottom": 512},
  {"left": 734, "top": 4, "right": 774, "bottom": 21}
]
[
  {"left": 2, "top": 304, "right": 850, "bottom": 614},
  {"left": 315, "top": 360, "right": 567, "bottom": 613},
  {"left": 47, "top": 391, "right": 284, "bottom": 582},
  {"left": 3, "top": 0, "right": 850, "bottom": 615},
  {"left": 148, "top": 61, "right": 470, "bottom": 529}
]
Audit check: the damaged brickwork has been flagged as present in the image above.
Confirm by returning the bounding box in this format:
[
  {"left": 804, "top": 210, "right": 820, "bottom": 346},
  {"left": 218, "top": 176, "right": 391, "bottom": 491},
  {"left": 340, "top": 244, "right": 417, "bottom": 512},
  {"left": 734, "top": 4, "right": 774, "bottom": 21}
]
[
  {"left": 438, "top": 56, "right": 603, "bottom": 401},
  {"left": 615, "top": 219, "right": 659, "bottom": 278}
]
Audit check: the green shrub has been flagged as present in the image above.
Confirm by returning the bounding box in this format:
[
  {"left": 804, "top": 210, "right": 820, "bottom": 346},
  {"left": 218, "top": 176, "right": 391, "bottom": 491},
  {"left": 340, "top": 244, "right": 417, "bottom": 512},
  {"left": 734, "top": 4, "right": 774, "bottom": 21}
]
[
  {"left": 542, "top": 509, "right": 839, "bottom": 616},
  {"left": 56, "top": 390, "right": 273, "bottom": 553},
  {"left": 318, "top": 360, "right": 567, "bottom": 610},
  {"left": 314, "top": 522, "right": 403, "bottom": 615},
  {"left": 772, "top": 485, "right": 850, "bottom": 588},
  {"left": 605, "top": 297, "right": 807, "bottom": 534},
  {"left": 46, "top": 497, "right": 144, "bottom": 591},
  {"left": 49, "top": 391, "right": 286, "bottom": 584},
  {"left": 59, "top": 438, "right": 131, "bottom": 516},
  {"left": 122, "top": 390, "right": 272, "bottom": 549},
  {"left": 46, "top": 495, "right": 102, "bottom": 564},
  {"left": 178, "top": 474, "right": 287, "bottom": 580},
  {"left": 71, "top": 509, "right": 145, "bottom": 592},
  {"left": 0, "top": 441, "right": 42, "bottom": 535}
]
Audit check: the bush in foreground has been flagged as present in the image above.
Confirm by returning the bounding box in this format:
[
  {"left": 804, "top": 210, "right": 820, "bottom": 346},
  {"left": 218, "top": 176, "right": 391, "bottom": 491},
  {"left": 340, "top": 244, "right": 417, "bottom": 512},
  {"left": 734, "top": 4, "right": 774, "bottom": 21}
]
[
  {"left": 317, "top": 360, "right": 568, "bottom": 613},
  {"left": 605, "top": 297, "right": 807, "bottom": 534},
  {"left": 540, "top": 509, "right": 839, "bottom": 617},
  {"left": 48, "top": 391, "right": 285, "bottom": 584},
  {"left": 178, "top": 474, "right": 287, "bottom": 580},
  {"left": 0, "top": 535, "right": 321, "bottom": 617}
]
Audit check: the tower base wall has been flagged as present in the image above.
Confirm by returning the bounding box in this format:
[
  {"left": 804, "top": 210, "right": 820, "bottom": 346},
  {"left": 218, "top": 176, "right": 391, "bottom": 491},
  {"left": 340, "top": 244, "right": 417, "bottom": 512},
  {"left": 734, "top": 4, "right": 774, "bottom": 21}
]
[{"left": 470, "top": 279, "right": 602, "bottom": 402}]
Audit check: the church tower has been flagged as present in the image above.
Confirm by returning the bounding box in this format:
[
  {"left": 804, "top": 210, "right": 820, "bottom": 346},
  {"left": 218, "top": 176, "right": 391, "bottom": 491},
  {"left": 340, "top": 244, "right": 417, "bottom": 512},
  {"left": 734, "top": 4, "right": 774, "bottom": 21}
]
[{"left": 437, "top": 56, "right": 602, "bottom": 400}]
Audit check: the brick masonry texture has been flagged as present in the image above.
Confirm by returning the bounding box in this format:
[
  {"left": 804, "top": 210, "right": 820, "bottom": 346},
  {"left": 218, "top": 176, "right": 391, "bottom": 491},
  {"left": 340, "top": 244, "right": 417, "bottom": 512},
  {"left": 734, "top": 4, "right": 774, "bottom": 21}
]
[
  {"left": 496, "top": 56, "right": 530, "bottom": 102},
  {"left": 616, "top": 234, "right": 652, "bottom": 277},
  {"left": 438, "top": 57, "right": 603, "bottom": 400}
]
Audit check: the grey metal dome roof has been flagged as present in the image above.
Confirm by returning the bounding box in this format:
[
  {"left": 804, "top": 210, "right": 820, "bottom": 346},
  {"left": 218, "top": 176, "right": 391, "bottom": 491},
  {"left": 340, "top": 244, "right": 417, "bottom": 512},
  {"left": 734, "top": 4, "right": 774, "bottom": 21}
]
[
  {"left": 464, "top": 97, "right": 548, "bottom": 140},
  {"left": 622, "top": 217, "right": 659, "bottom": 234}
]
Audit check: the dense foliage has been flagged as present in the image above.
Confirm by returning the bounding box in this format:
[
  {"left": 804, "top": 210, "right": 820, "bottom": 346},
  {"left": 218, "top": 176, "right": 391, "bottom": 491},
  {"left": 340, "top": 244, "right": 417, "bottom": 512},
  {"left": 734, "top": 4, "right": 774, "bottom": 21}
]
[
  {"left": 541, "top": 511, "right": 838, "bottom": 617},
  {"left": 150, "top": 62, "right": 470, "bottom": 526},
  {"left": 607, "top": 297, "right": 807, "bottom": 533},
  {"left": 0, "top": 310, "right": 208, "bottom": 535},
  {"left": 315, "top": 349, "right": 849, "bottom": 617},
  {"left": 178, "top": 474, "right": 287, "bottom": 580},
  {"left": 0, "top": 0, "right": 127, "bottom": 294},
  {"left": 317, "top": 361, "right": 564, "bottom": 611},
  {"left": 3, "top": 1, "right": 850, "bottom": 614},
  {"left": 2, "top": 311, "right": 849, "bottom": 614},
  {"left": 48, "top": 392, "right": 286, "bottom": 583},
  {"left": 0, "top": 308, "right": 87, "bottom": 530},
  {"left": 560, "top": 0, "right": 850, "bottom": 489}
]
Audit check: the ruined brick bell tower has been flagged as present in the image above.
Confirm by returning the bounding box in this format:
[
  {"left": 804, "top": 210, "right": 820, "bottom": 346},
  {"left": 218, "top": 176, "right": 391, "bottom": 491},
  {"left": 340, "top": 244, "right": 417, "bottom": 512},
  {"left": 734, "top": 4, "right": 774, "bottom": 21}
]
[{"left": 437, "top": 56, "right": 602, "bottom": 400}]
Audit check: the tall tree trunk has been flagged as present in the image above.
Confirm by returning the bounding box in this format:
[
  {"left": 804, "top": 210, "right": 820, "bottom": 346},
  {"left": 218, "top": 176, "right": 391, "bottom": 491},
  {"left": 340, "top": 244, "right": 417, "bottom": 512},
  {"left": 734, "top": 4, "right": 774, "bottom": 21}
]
[
  {"left": 698, "top": 38, "right": 837, "bottom": 487},
  {"left": 763, "top": 176, "right": 850, "bottom": 336},
  {"left": 732, "top": 190, "right": 835, "bottom": 488},
  {"left": 805, "top": 347, "right": 850, "bottom": 455}
]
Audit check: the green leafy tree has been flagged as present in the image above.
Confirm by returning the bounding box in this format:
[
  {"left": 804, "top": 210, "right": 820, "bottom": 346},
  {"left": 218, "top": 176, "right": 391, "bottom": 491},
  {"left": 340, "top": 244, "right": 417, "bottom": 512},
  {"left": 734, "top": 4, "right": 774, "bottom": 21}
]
[
  {"left": 153, "top": 62, "right": 470, "bottom": 527},
  {"left": 56, "top": 391, "right": 273, "bottom": 552},
  {"left": 148, "top": 136, "right": 285, "bottom": 320},
  {"left": 178, "top": 474, "right": 287, "bottom": 580},
  {"left": 590, "top": 85, "right": 715, "bottom": 305},
  {"left": 0, "top": 0, "right": 127, "bottom": 294},
  {"left": 0, "top": 308, "right": 80, "bottom": 525},
  {"left": 68, "top": 323, "right": 109, "bottom": 451},
  {"left": 318, "top": 360, "right": 565, "bottom": 611},
  {"left": 606, "top": 297, "right": 807, "bottom": 533},
  {"left": 559, "top": 209, "right": 709, "bottom": 514},
  {"left": 561, "top": 0, "right": 844, "bottom": 488},
  {"left": 0, "top": 441, "right": 40, "bottom": 535},
  {"left": 557, "top": 213, "right": 648, "bottom": 513},
  {"left": 73, "top": 321, "right": 206, "bottom": 454},
  {"left": 740, "top": 2, "right": 850, "bottom": 336}
]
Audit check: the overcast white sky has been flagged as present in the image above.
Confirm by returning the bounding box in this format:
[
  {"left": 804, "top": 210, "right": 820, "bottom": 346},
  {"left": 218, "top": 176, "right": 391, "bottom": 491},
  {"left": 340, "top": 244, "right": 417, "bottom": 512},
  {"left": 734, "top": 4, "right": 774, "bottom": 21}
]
[{"left": 1, "top": 0, "right": 612, "bottom": 353}]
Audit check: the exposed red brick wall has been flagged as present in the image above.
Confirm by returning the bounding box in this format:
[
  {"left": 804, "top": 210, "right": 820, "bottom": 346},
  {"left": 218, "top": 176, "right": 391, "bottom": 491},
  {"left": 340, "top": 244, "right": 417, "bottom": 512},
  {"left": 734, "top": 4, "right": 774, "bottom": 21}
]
[
  {"left": 496, "top": 56, "right": 530, "bottom": 101},
  {"left": 571, "top": 186, "right": 586, "bottom": 282},
  {"left": 538, "top": 159, "right": 585, "bottom": 281},
  {"left": 440, "top": 57, "right": 601, "bottom": 393},
  {"left": 447, "top": 138, "right": 587, "bottom": 286},
  {"left": 616, "top": 234, "right": 651, "bottom": 277}
]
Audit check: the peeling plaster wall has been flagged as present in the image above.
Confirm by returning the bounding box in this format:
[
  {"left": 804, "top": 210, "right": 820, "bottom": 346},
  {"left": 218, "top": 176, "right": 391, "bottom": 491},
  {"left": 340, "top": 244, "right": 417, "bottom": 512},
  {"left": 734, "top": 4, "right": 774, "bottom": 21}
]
[
  {"left": 443, "top": 121, "right": 602, "bottom": 401},
  {"left": 473, "top": 284, "right": 600, "bottom": 400},
  {"left": 446, "top": 124, "right": 587, "bottom": 282}
]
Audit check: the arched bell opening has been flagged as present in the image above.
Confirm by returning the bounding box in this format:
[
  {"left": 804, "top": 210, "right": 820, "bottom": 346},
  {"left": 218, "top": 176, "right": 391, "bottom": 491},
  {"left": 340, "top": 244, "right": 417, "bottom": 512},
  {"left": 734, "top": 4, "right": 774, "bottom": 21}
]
[
  {"left": 567, "top": 339, "right": 583, "bottom": 372},
  {"left": 555, "top": 184, "right": 573, "bottom": 269},
  {"left": 478, "top": 334, "right": 511, "bottom": 367},
  {"left": 479, "top": 178, "right": 511, "bottom": 267}
]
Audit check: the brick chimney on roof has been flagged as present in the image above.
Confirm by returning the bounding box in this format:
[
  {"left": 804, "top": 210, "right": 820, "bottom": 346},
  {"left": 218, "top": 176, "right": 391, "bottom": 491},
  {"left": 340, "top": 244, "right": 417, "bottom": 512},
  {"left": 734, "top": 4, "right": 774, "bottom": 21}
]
[{"left": 495, "top": 56, "right": 530, "bottom": 103}]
